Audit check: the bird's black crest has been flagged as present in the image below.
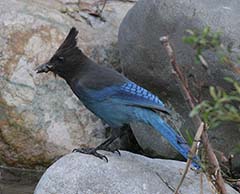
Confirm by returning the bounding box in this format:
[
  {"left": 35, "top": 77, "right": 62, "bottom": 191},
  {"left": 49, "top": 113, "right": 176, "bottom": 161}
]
[{"left": 56, "top": 27, "right": 79, "bottom": 54}]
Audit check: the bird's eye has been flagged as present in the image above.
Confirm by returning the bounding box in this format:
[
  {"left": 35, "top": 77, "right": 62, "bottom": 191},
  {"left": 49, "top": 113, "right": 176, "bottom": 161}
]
[{"left": 57, "top": 56, "right": 64, "bottom": 62}]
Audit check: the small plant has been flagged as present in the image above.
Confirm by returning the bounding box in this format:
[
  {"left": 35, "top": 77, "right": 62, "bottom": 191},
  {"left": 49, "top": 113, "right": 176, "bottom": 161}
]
[
  {"left": 182, "top": 26, "right": 240, "bottom": 192},
  {"left": 190, "top": 78, "right": 240, "bottom": 129},
  {"left": 183, "top": 26, "right": 240, "bottom": 73},
  {"left": 161, "top": 26, "right": 239, "bottom": 193},
  {"left": 183, "top": 27, "right": 240, "bottom": 129},
  {"left": 183, "top": 27, "right": 222, "bottom": 63}
]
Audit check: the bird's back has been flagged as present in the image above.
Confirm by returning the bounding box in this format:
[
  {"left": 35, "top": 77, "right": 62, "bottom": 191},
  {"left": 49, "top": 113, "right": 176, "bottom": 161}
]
[{"left": 73, "top": 60, "right": 128, "bottom": 90}]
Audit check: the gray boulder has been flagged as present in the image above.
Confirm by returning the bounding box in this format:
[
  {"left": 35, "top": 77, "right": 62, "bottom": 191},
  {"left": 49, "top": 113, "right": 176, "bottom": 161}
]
[
  {"left": 34, "top": 151, "right": 238, "bottom": 194},
  {"left": 0, "top": 0, "right": 135, "bottom": 168},
  {"left": 118, "top": 0, "right": 240, "bottom": 163}
]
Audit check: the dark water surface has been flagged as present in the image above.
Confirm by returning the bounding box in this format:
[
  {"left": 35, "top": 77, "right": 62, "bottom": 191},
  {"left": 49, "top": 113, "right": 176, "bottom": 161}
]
[{"left": 0, "top": 166, "right": 44, "bottom": 194}]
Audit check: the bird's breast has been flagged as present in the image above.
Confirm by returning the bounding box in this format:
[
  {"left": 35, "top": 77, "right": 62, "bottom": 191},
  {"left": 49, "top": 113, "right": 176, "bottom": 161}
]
[{"left": 84, "top": 100, "right": 133, "bottom": 128}]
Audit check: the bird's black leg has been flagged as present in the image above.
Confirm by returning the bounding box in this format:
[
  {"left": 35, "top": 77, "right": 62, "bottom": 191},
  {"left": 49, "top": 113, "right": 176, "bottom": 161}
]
[{"left": 73, "top": 126, "right": 128, "bottom": 162}]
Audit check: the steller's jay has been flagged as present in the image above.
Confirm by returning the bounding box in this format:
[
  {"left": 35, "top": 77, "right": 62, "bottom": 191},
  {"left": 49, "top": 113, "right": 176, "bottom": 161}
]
[{"left": 35, "top": 27, "right": 200, "bottom": 169}]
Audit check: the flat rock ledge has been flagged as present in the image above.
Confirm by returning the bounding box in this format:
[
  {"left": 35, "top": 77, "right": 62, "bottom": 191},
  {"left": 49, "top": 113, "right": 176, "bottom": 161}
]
[{"left": 34, "top": 151, "right": 237, "bottom": 194}]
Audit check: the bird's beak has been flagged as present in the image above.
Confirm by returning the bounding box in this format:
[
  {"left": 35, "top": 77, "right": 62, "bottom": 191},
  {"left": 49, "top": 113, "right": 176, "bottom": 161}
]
[{"left": 35, "top": 63, "right": 53, "bottom": 73}]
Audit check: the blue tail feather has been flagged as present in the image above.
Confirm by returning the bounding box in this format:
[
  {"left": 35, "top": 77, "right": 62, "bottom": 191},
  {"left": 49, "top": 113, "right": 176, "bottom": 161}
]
[{"left": 138, "top": 109, "right": 200, "bottom": 169}]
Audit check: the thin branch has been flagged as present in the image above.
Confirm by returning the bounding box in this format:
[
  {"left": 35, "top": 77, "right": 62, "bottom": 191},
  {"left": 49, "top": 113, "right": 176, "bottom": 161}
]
[
  {"left": 200, "top": 172, "right": 204, "bottom": 194},
  {"left": 98, "top": 0, "right": 107, "bottom": 15},
  {"left": 160, "top": 35, "right": 227, "bottom": 194},
  {"left": 201, "top": 132, "right": 227, "bottom": 193},
  {"left": 88, "top": 0, "right": 107, "bottom": 22},
  {"left": 155, "top": 172, "right": 177, "bottom": 193},
  {"left": 174, "top": 122, "right": 204, "bottom": 194},
  {"left": 159, "top": 36, "right": 198, "bottom": 107}
]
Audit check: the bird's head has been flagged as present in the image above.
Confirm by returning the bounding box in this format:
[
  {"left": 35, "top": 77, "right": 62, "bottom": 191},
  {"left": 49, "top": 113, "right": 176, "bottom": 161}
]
[{"left": 35, "top": 27, "right": 83, "bottom": 79}]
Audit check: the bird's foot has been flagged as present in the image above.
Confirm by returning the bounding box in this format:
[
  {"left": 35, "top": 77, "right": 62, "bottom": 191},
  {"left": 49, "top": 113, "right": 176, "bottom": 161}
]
[
  {"left": 72, "top": 146, "right": 121, "bottom": 162},
  {"left": 102, "top": 147, "right": 121, "bottom": 156},
  {"left": 73, "top": 147, "right": 109, "bottom": 162}
]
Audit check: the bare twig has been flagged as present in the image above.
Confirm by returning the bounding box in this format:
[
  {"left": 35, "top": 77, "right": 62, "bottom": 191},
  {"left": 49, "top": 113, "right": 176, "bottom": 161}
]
[
  {"left": 200, "top": 172, "right": 204, "bottom": 194},
  {"left": 159, "top": 36, "right": 198, "bottom": 106},
  {"left": 98, "top": 0, "right": 107, "bottom": 15},
  {"left": 155, "top": 172, "right": 177, "bottom": 193},
  {"left": 88, "top": 0, "right": 107, "bottom": 22},
  {"left": 201, "top": 132, "right": 227, "bottom": 193},
  {"left": 174, "top": 122, "right": 204, "bottom": 194},
  {"left": 66, "top": 12, "right": 83, "bottom": 22},
  {"left": 160, "top": 35, "right": 227, "bottom": 194}
]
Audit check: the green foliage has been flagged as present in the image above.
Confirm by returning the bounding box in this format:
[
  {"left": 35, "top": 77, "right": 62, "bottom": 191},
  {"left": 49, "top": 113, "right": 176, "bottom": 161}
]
[
  {"left": 183, "top": 26, "right": 240, "bottom": 185},
  {"left": 184, "top": 128, "right": 194, "bottom": 145},
  {"left": 183, "top": 27, "right": 240, "bottom": 129},
  {"left": 183, "top": 27, "right": 221, "bottom": 62},
  {"left": 232, "top": 143, "right": 240, "bottom": 155},
  {"left": 190, "top": 78, "right": 240, "bottom": 128},
  {"left": 183, "top": 26, "right": 240, "bottom": 66}
]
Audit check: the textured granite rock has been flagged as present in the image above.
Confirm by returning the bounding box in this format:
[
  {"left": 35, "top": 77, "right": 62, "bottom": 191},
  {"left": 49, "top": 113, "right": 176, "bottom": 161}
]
[
  {"left": 118, "top": 0, "right": 240, "bottom": 163},
  {"left": 0, "top": 0, "right": 135, "bottom": 168},
  {"left": 34, "top": 151, "right": 238, "bottom": 194}
]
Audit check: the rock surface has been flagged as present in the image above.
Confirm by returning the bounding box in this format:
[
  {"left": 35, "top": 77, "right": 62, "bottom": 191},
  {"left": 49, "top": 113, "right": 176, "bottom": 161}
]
[
  {"left": 0, "top": 0, "right": 135, "bottom": 168},
  {"left": 118, "top": 0, "right": 240, "bottom": 164},
  {"left": 34, "top": 151, "right": 238, "bottom": 194}
]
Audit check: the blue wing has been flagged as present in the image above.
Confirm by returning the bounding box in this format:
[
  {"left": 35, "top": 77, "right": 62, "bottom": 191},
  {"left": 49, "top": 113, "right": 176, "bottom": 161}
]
[{"left": 88, "top": 81, "right": 170, "bottom": 114}]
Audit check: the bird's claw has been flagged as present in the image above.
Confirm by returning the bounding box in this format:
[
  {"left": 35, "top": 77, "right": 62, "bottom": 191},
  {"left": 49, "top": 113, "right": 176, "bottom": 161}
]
[
  {"left": 115, "top": 149, "right": 121, "bottom": 156},
  {"left": 106, "top": 148, "right": 121, "bottom": 156},
  {"left": 72, "top": 147, "right": 109, "bottom": 162}
]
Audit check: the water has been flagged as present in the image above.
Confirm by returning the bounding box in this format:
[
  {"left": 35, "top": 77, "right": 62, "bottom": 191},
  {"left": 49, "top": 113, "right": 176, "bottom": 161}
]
[
  {"left": 0, "top": 166, "right": 44, "bottom": 194},
  {"left": 0, "top": 183, "right": 35, "bottom": 194}
]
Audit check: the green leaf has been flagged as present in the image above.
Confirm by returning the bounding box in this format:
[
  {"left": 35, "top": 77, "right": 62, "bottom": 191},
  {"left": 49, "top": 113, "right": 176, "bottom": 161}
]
[
  {"left": 202, "top": 26, "right": 210, "bottom": 37},
  {"left": 184, "top": 128, "right": 194, "bottom": 145},
  {"left": 209, "top": 86, "right": 217, "bottom": 100}
]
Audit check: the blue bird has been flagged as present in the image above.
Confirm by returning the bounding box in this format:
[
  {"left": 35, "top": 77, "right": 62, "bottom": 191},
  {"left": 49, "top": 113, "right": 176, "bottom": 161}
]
[{"left": 35, "top": 27, "right": 200, "bottom": 169}]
